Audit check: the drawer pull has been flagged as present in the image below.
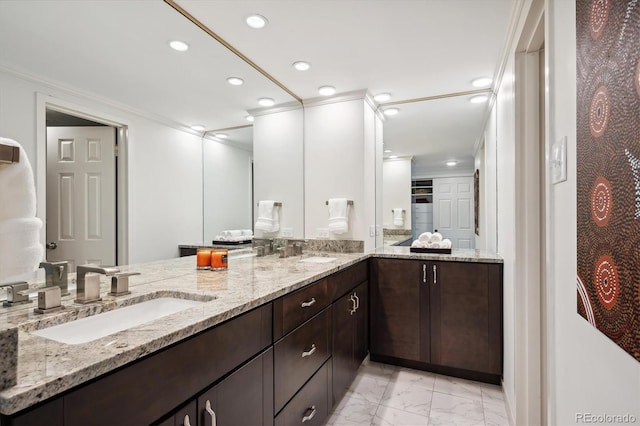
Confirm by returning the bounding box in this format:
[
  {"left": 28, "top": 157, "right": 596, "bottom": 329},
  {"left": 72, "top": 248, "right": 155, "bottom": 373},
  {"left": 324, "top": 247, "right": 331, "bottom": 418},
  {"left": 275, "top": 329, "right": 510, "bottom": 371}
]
[
  {"left": 184, "top": 414, "right": 192, "bottom": 426},
  {"left": 353, "top": 293, "right": 360, "bottom": 310},
  {"left": 205, "top": 400, "right": 217, "bottom": 426},
  {"left": 302, "top": 343, "right": 317, "bottom": 358},
  {"left": 423, "top": 264, "right": 427, "bottom": 283},
  {"left": 433, "top": 264, "right": 437, "bottom": 285},
  {"left": 302, "top": 406, "right": 317, "bottom": 423},
  {"left": 349, "top": 294, "right": 356, "bottom": 315},
  {"left": 301, "top": 297, "right": 316, "bottom": 308}
]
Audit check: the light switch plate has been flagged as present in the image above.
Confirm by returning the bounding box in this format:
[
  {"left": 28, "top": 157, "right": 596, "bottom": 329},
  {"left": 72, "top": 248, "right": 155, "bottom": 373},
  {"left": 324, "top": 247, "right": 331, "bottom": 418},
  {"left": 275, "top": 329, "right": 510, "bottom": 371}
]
[
  {"left": 551, "top": 136, "right": 567, "bottom": 184},
  {"left": 281, "top": 227, "right": 293, "bottom": 238},
  {"left": 317, "top": 228, "right": 329, "bottom": 239}
]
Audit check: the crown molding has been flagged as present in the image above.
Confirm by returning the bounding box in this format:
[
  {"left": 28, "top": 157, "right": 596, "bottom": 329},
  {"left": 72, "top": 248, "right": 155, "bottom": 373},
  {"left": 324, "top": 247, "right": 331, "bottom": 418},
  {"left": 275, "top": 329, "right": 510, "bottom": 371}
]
[
  {"left": 302, "top": 89, "right": 370, "bottom": 108},
  {"left": 247, "top": 101, "right": 303, "bottom": 117}
]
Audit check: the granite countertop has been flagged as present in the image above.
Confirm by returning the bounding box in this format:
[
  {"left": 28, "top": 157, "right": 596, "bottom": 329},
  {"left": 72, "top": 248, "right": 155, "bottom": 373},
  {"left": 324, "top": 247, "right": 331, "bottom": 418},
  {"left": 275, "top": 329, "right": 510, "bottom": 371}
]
[{"left": 0, "top": 247, "right": 502, "bottom": 415}]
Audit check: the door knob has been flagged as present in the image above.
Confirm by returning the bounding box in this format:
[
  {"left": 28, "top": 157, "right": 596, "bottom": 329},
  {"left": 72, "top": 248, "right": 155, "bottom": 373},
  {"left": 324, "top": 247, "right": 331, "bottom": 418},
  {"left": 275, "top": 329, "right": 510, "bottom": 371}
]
[{"left": 46, "top": 242, "right": 58, "bottom": 250}]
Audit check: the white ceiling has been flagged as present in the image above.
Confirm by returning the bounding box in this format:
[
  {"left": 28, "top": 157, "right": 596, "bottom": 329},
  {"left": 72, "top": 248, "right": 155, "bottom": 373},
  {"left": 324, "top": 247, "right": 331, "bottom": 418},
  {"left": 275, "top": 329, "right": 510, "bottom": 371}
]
[{"left": 0, "top": 0, "right": 516, "bottom": 171}]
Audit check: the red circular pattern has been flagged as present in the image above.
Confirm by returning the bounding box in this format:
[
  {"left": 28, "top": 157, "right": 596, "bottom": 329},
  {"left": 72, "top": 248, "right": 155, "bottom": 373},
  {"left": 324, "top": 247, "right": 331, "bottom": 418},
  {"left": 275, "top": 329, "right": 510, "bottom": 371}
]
[
  {"left": 590, "top": 176, "right": 613, "bottom": 226},
  {"left": 594, "top": 255, "right": 619, "bottom": 310},
  {"left": 589, "top": 86, "right": 610, "bottom": 138},
  {"left": 590, "top": 0, "right": 610, "bottom": 40}
]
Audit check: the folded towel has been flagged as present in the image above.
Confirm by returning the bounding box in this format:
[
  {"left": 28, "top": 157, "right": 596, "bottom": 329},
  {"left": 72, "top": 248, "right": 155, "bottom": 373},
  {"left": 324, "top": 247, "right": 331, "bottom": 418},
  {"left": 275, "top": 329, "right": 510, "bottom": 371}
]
[
  {"left": 255, "top": 200, "right": 280, "bottom": 233},
  {"left": 0, "top": 218, "right": 43, "bottom": 280},
  {"left": 431, "top": 232, "right": 443, "bottom": 243},
  {"left": 241, "top": 229, "right": 253, "bottom": 237},
  {"left": 441, "top": 239, "right": 452, "bottom": 249},
  {"left": 392, "top": 208, "right": 404, "bottom": 227},
  {"left": 418, "top": 232, "right": 432, "bottom": 243},
  {"left": 0, "top": 138, "right": 36, "bottom": 221},
  {"left": 327, "top": 198, "right": 349, "bottom": 234}
]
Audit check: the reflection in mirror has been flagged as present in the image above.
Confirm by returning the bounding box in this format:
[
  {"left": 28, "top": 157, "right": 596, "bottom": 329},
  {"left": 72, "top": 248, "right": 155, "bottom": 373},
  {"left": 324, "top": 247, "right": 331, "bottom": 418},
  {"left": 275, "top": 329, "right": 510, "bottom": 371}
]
[
  {"left": 380, "top": 93, "right": 489, "bottom": 249},
  {"left": 0, "top": 1, "right": 302, "bottom": 266},
  {"left": 203, "top": 126, "right": 253, "bottom": 244}
]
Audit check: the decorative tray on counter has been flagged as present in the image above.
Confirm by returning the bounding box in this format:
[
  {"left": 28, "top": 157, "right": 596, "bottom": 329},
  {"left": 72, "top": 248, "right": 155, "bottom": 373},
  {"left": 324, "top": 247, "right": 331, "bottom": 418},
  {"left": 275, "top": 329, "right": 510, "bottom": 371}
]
[
  {"left": 409, "top": 247, "right": 452, "bottom": 254},
  {"left": 211, "top": 239, "right": 253, "bottom": 245}
]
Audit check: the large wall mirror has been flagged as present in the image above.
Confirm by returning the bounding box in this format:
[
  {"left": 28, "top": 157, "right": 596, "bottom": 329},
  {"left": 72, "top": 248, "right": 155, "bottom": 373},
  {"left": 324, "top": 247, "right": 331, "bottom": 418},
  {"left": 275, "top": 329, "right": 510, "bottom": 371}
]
[
  {"left": 380, "top": 93, "right": 493, "bottom": 249},
  {"left": 0, "top": 1, "right": 303, "bottom": 267}
]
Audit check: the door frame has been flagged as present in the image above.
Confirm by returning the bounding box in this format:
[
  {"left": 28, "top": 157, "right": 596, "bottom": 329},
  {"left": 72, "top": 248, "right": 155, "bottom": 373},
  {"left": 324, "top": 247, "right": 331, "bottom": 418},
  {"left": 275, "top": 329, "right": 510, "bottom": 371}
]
[
  {"left": 513, "top": 2, "right": 546, "bottom": 425},
  {"left": 36, "top": 93, "right": 130, "bottom": 266}
]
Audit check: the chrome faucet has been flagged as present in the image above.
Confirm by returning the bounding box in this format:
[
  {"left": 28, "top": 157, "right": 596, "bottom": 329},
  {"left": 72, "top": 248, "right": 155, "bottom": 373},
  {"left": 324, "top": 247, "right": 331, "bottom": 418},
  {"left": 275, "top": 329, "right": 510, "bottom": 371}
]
[
  {"left": 39, "top": 261, "right": 69, "bottom": 296},
  {"left": 0, "top": 282, "right": 30, "bottom": 307},
  {"left": 75, "top": 265, "right": 120, "bottom": 304}
]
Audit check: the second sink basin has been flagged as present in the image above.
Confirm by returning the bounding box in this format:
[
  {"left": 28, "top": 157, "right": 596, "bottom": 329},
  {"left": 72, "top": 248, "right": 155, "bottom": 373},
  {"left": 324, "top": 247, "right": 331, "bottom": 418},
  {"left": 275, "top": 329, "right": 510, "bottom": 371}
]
[
  {"left": 32, "top": 297, "right": 205, "bottom": 344},
  {"left": 300, "top": 256, "right": 337, "bottom": 264}
]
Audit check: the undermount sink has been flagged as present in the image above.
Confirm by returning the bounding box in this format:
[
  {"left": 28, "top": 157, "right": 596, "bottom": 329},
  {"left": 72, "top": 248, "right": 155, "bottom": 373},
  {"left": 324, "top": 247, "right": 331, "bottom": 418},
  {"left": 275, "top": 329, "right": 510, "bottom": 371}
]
[
  {"left": 32, "top": 297, "right": 207, "bottom": 344},
  {"left": 300, "top": 256, "right": 337, "bottom": 264}
]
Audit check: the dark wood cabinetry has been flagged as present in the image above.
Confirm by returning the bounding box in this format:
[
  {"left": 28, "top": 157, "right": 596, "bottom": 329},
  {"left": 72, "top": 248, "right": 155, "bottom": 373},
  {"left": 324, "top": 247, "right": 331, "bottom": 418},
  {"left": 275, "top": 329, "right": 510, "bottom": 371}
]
[
  {"left": 274, "top": 360, "right": 331, "bottom": 426},
  {"left": 157, "top": 401, "right": 197, "bottom": 426},
  {"left": 370, "top": 257, "right": 502, "bottom": 384},
  {"left": 197, "top": 348, "right": 273, "bottom": 426},
  {"left": 332, "top": 280, "right": 368, "bottom": 405}
]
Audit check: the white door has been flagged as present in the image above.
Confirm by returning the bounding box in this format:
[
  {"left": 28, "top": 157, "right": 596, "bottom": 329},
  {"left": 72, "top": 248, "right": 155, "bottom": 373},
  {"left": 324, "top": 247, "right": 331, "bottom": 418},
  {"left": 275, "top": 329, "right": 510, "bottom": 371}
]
[
  {"left": 46, "top": 126, "right": 116, "bottom": 271},
  {"left": 433, "top": 177, "right": 475, "bottom": 249}
]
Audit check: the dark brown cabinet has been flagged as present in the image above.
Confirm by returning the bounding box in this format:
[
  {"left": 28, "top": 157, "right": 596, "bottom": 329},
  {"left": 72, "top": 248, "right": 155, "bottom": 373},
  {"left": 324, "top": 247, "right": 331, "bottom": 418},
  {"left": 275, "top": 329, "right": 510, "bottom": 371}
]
[
  {"left": 197, "top": 348, "right": 273, "bottom": 426},
  {"left": 332, "top": 280, "right": 368, "bottom": 405},
  {"left": 370, "top": 257, "right": 502, "bottom": 384},
  {"left": 157, "top": 401, "right": 197, "bottom": 426}
]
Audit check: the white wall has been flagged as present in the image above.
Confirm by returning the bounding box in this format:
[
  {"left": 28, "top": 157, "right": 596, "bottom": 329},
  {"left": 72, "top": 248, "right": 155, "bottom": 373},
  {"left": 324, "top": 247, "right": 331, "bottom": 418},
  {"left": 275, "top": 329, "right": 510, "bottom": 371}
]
[
  {"left": 494, "top": 54, "right": 518, "bottom": 420},
  {"left": 203, "top": 140, "right": 252, "bottom": 242},
  {"left": 545, "top": 0, "right": 640, "bottom": 423},
  {"left": 484, "top": 105, "right": 498, "bottom": 253},
  {"left": 0, "top": 69, "right": 207, "bottom": 264},
  {"left": 304, "top": 97, "right": 377, "bottom": 251},
  {"left": 252, "top": 107, "right": 304, "bottom": 238},
  {"left": 382, "top": 158, "right": 411, "bottom": 230}
]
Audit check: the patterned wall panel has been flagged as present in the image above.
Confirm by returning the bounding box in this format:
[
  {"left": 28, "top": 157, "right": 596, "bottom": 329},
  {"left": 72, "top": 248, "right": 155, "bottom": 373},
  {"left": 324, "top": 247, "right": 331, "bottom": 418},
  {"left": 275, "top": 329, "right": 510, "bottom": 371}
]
[{"left": 576, "top": 0, "right": 640, "bottom": 362}]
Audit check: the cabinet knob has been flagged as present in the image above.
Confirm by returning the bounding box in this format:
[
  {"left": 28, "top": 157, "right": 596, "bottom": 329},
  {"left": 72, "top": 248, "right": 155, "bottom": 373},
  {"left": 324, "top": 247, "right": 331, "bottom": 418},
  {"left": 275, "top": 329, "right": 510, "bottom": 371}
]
[
  {"left": 205, "top": 400, "right": 217, "bottom": 426},
  {"left": 301, "top": 297, "right": 316, "bottom": 308},
  {"left": 302, "top": 406, "right": 317, "bottom": 423},
  {"left": 302, "top": 343, "right": 317, "bottom": 358}
]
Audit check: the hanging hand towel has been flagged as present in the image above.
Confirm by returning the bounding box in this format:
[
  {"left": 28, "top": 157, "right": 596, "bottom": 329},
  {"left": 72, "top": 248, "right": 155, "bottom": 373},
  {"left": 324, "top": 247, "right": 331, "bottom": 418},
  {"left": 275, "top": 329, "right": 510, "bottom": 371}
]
[
  {"left": 392, "top": 208, "right": 404, "bottom": 227},
  {"left": 328, "top": 198, "right": 349, "bottom": 234},
  {"left": 255, "top": 200, "right": 280, "bottom": 233},
  {"left": 0, "top": 138, "right": 43, "bottom": 280}
]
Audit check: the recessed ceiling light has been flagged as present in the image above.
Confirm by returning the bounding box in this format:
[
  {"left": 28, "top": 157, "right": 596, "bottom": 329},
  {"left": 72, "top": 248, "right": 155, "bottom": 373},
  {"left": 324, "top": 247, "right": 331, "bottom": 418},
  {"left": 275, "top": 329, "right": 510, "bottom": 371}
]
[
  {"left": 472, "top": 77, "right": 493, "bottom": 87},
  {"left": 384, "top": 149, "right": 392, "bottom": 153},
  {"left": 389, "top": 155, "right": 398, "bottom": 159},
  {"left": 318, "top": 86, "right": 336, "bottom": 96},
  {"left": 383, "top": 108, "right": 399, "bottom": 116},
  {"left": 469, "top": 95, "right": 489, "bottom": 104},
  {"left": 446, "top": 160, "right": 458, "bottom": 167},
  {"left": 215, "top": 133, "right": 228, "bottom": 139},
  {"left": 169, "top": 40, "right": 189, "bottom": 52},
  {"left": 190, "top": 124, "right": 205, "bottom": 131},
  {"left": 293, "top": 61, "right": 311, "bottom": 71},
  {"left": 227, "top": 77, "right": 244, "bottom": 86},
  {"left": 258, "top": 97, "right": 275, "bottom": 107},
  {"left": 374, "top": 93, "right": 391, "bottom": 102},
  {"left": 245, "top": 115, "right": 255, "bottom": 122},
  {"left": 246, "top": 14, "right": 268, "bottom": 29}
]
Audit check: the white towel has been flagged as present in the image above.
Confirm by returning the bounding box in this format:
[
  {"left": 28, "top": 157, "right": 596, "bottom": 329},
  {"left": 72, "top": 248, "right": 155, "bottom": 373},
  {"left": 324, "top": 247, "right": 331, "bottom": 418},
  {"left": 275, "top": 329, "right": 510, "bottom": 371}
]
[
  {"left": 0, "top": 217, "right": 43, "bottom": 280},
  {"left": 0, "top": 138, "right": 37, "bottom": 221},
  {"left": 392, "top": 208, "right": 404, "bottom": 227},
  {"left": 255, "top": 200, "right": 280, "bottom": 233},
  {"left": 327, "top": 198, "right": 349, "bottom": 234},
  {"left": 241, "top": 229, "right": 253, "bottom": 237},
  {"left": 0, "top": 138, "right": 43, "bottom": 280}
]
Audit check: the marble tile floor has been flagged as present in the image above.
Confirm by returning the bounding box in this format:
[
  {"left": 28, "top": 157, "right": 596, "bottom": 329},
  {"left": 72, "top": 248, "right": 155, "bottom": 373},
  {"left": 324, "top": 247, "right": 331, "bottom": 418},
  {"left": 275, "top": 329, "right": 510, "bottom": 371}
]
[{"left": 324, "top": 360, "right": 510, "bottom": 426}]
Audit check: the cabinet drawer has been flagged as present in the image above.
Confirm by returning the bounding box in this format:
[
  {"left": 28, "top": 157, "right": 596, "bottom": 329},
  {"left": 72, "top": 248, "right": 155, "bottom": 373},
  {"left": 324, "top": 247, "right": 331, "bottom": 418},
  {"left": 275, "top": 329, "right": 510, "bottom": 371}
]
[
  {"left": 328, "top": 260, "right": 368, "bottom": 301},
  {"left": 274, "top": 279, "right": 329, "bottom": 340},
  {"left": 274, "top": 360, "right": 330, "bottom": 426},
  {"left": 274, "top": 309, "right": 331, "bottom": 413}
]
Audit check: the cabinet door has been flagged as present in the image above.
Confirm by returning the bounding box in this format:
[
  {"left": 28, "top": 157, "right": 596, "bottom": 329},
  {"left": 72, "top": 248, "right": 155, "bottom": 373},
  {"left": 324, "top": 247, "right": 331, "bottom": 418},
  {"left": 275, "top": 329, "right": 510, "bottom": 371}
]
[
  {"left": 370, "top": 259, "right": 428, "bottom": 362},
  {"left": 429, "top": 261, "right": 501, "bottom": 374},
  {"left": 353, "top": 280, "right": 369, "bottom": 367},
  {"left": 198, "top": 348, "right": 274, "bottom": 426},
  {"left": 332, "top": 291, "right": 356, "bottom": 405}
]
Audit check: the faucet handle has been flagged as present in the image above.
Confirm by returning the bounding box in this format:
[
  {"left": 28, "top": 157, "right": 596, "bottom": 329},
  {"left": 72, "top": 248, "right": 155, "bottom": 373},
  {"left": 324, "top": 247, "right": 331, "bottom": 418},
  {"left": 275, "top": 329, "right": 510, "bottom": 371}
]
[
  {"left": 34, "top": 287, "right": 63, "bottom": 314},
  {"left": 108, "top": 272, "right": 140, "bottom": 297},
  {"left": 1, "top": 282, "right": 30, "bottom": 307}
]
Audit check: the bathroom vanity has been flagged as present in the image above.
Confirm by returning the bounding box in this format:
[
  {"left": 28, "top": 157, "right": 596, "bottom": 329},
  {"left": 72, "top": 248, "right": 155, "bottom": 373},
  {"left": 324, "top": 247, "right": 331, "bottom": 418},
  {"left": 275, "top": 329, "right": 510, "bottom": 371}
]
[{"left": 0, "top": 247, "right": 501, "bottom": 426}]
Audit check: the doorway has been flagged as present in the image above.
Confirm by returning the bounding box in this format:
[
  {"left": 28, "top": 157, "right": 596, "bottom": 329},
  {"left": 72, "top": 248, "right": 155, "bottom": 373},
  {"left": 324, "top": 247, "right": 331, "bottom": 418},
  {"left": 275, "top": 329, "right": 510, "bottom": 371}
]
[
  {"left": 46, "top": 112, "right": 117, "bottom": 271},
  {"left": 36, "top": 95, "right": 129, "bottom": 271}
]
